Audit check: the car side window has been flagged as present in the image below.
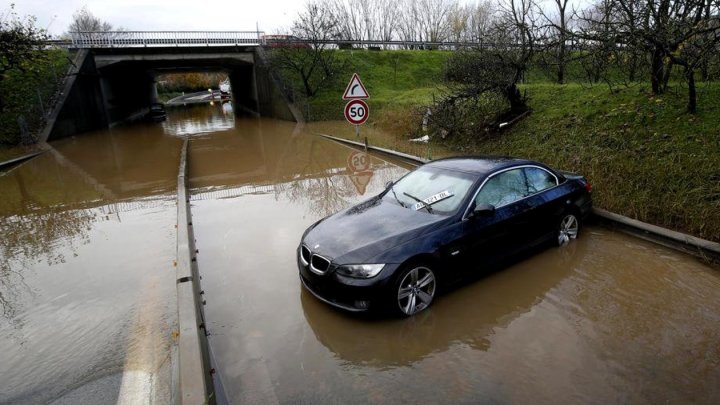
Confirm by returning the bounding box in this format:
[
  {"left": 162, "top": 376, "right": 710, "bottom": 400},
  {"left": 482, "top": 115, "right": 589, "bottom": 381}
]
[
  {"left": 474, "top": 169, "right": 528, "bottom": 207},
  {"left": 524, "top": 167, "right": 557, "bottom": 194}
]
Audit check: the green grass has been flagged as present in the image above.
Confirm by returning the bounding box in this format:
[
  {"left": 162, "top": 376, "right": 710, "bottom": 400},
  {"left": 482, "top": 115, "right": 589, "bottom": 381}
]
[
  {"left": 283, "top": 50, "right": 451, "bottom": 121},
  {"left": 282, "top": 50, "right": 720, "bottom": 242},
  {"left": 447, "top": 82, "right": 720, "bottom": 242}
]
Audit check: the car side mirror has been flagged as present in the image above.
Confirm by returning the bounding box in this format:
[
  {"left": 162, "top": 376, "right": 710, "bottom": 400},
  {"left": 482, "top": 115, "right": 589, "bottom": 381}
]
[{"left": 471, "top": 203, "right": 495, "bottom": 218}]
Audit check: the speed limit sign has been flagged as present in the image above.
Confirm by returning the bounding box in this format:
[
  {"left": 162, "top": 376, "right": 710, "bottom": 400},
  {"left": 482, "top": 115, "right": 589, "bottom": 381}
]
[{"left": 344, "top": 99, "right": 369, "bottom": 125}]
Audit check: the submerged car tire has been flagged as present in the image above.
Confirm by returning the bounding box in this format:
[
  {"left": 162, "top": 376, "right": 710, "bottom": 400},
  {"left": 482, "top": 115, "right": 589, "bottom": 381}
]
[
  {"left": 391, "top": 262, "right": 437, "bottom": 317},
  {"left": 556, "top": 211, "right": 581, "bottom": 247}
]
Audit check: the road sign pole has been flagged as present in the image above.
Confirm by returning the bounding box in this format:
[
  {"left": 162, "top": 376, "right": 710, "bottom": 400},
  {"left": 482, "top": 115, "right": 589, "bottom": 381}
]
[{"left": 355, "top": 124, "right": 360, "bottom": 137}]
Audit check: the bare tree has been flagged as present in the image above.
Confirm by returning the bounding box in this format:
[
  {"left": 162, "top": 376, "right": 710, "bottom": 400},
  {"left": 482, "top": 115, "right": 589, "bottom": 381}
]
[
  {"left": 467, "top": 1, "right": 496, "bottom": 42},
  {"left": 575, "top": 0, "right": 720, "bottom": 112},
  {"left": 417, "top": 0, "right": 457, "bottom": 43},
  {"left": 493, "top": 0, "right": 538, "bottom": 109},
  {"left": 448, "top": 4, "right": 470, "bottom": 42},
  {"left": 539, "top": 0, "right": 574, "bottom": 83},
  {"left": 331, "top": 0, "right": 367, "bottom": 41},
  {"left": 376, "top": 0, "right": 401, "bottom": 45},
  {"left": 398, "top": 0, "right": 422, "bottom": 45},
  {"left": 67, "top": 6, "right": 113, "bottom": 33},
  {"left": 432, "top": 0, "right": 538, "bottom": 141},
  {"left": 572, "top": 0, "right": 618, "bottom": 84},
  {"left": 269, "top": 0, "right": 344, "bottom": 97}
]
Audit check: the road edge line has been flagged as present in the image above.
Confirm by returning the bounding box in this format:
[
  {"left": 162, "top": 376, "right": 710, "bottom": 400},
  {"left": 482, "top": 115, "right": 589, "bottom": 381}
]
[{"left": 316, "top": 132, "right": 720, "bottom": 264}]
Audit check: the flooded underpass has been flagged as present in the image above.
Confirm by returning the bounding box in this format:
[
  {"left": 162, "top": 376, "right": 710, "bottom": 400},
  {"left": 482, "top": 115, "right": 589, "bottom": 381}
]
[
  {"left": 1, "top": 102, "right": 719, "bottom": 404},
  {"left": 0, "top": 121, "right": 183, "bottom": 403},
  {"left": 185, "top": 107, "right": 720, "bottom": 403}
]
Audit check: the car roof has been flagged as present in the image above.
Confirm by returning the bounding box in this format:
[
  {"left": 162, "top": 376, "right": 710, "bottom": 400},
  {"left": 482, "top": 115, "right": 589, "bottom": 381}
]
[{"left": 423, "top": 156, "right": 539, "bottom": 176}]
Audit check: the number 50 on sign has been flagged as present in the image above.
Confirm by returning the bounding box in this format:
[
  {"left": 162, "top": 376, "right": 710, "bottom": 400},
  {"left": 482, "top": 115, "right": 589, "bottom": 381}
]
[{"left": 344, "top": 99, "right": 369, "bottom": 125}]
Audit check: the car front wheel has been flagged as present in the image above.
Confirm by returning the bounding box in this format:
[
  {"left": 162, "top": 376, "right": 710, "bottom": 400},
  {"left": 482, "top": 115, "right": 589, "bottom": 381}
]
[
  {"left": 393, "top": 264, "right": 437, "bottom": 317},
  {"left": 557, "top": 212, "right": 580, "bottom": 246}
]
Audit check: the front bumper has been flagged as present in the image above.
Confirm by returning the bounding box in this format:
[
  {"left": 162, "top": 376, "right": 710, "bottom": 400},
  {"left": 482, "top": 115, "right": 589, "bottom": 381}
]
[{"left": 297, "top": 247, "right": 399, "bottom": 312}]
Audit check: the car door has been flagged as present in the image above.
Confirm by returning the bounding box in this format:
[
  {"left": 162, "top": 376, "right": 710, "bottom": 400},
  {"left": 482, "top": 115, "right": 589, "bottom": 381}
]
[
  {"left": 454, "top": 168, "right": 533, "bottom": 272},
  {"left": 520, "top": 166, "right": 563, "bottom": 244}
]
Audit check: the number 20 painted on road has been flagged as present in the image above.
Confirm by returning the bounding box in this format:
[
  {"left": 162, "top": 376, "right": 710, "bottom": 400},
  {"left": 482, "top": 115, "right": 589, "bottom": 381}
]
[{"left": 344, "top": 99, "right": 369, "bottom": 125}]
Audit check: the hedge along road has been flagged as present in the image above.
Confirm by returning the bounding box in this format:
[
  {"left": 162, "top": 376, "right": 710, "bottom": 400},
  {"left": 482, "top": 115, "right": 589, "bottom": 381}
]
[{"left": 184, "top": 105, "right": 720, "bottom": 403}]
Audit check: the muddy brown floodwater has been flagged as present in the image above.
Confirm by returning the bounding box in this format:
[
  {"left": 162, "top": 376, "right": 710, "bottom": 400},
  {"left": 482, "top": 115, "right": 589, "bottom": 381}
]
[
  {"left": 185, "top": 106, "right": 720, "bottom": 404},
  {"left": 0, "top": 109, "right": 191, "bottom": 403},
  {"left": 1, "top": 103, "right": 719, "bottom": 404}
]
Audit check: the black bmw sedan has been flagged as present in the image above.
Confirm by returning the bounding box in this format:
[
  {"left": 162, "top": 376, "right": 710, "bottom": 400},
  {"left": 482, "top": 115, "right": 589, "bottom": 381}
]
[{"left": 298, "top": 156, "right": 592, "bottom": 317}]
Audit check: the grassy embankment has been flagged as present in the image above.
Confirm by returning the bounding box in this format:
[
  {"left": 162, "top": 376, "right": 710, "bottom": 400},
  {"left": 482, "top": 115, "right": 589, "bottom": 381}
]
[{"left": 289, "top": 50, "right": 720, "bottom": 242}]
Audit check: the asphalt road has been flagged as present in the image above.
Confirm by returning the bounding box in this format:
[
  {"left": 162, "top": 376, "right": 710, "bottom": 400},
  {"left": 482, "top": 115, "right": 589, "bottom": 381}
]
[{"left": 166, "top": 90, "right": 224, "bottom": 105}]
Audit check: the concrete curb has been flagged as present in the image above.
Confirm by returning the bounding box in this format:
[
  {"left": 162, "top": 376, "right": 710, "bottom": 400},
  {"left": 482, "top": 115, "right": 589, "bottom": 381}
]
[
  {"left": 317, "top": 132, "right": 720, "bottom": 264},
  {"left": 0, "top": 148, "right": 47, "bottom": 171},
  {"left": 176, "top": 139, "right": 214, "bottom": 404},
  {"left": 316, "top": 133, "right": 430, "bottom": 165},
  {"left": 592, "top": 208, "right": 720, "bottom": 263}
]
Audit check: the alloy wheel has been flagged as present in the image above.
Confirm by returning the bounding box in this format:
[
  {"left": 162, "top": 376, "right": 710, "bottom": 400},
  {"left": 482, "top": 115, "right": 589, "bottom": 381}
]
[
  {"left": 397, "top": 266, "right": 436, "bottom": 316},
  {"left": 558, "top": 214, "right": 579, "bottom": 246}
]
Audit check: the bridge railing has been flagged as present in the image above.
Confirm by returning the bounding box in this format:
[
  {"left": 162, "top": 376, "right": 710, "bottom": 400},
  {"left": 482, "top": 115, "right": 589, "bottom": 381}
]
[
  {"left": 63, "top": 31, "right": 498, "bottom": 50},
  {"left": 69, "top": 31, "right": 264, "bottom": 48}
]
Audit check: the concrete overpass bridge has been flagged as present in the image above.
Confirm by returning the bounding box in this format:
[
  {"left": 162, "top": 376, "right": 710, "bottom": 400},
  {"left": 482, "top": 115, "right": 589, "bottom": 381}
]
[{"left": 43, "top": 31, "right": 299, "bottom": 142}]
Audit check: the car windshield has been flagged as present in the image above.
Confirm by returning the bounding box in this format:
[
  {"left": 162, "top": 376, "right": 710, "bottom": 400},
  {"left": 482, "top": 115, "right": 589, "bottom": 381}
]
[{"left": 384, "top": 166, "right": 477, "bottom": 215}]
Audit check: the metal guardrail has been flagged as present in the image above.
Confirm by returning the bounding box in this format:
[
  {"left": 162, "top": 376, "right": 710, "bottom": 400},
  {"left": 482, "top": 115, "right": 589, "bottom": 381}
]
[
  {"left": 69, "top": 30, "right": 264, "bottom": 48},
  {"left": 61, "top": 31, "right": 494, "bottom": 50}
]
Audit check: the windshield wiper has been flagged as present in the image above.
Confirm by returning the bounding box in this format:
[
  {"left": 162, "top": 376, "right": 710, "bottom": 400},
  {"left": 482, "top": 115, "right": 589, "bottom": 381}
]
[
  {"left": 403, "top": 192, "right": 433, "bottom": 213},
  {"left": 390, "top": 186, "right": 406, "bottom": 208}
]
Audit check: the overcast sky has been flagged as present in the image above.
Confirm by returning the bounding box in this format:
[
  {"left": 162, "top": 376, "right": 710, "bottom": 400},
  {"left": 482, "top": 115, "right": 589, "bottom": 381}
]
[{"left": 4, "top": 0, "right": 304, "bottom": 36}]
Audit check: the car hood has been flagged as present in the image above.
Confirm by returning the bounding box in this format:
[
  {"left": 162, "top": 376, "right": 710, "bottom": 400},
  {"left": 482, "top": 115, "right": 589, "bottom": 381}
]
[{"left": 303, "top": 197, "right": 448, "bottom": 264}]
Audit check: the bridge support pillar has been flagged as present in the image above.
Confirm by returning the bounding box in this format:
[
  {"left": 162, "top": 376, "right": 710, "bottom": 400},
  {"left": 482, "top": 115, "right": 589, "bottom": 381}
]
[
  {"left": 151, "top": 79, "right": 160, "bottom": 104},
  {"left": 229, "top": 65, "right": 260, "bottom": 116}
]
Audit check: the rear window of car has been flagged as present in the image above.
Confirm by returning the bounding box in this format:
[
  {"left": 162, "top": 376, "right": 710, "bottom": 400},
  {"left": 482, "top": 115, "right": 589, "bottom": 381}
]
[
  {"left": 473, "top": 166, "right": 560, "bottom": 209},
  {"left": 525, "top": 167, "right": 558, "bottom": 194}
]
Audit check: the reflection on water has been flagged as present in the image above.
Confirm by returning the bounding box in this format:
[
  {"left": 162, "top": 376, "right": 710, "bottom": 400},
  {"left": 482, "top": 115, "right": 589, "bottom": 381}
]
[
  {"left": 163, "top": 102, "right": 235, "bottom": 136},
  {"left": 188, "top": 120, "right": 408, "bottom": 218},
  {"left": 187, "top": 110, "right": 720, "bottom": 404},
  {"left": 9, "top": 102, "right": 713, "bottom": 403},
  {"left": 298, "top": 240, "right": 586, "bottom": 368},
  {"left": 0, "top": 121, "right": 181, "bottom": 403},
  {"left": 222, "top": 101, "right": 233, "bottom": 115}
]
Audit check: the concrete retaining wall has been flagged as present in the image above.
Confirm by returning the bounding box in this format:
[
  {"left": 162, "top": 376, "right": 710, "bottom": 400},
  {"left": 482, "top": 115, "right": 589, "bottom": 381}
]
[
  {"left": 176, "top": 139, "right": 215, "bottom": 404},
  {"left": 39, "top": 50, "right": 109, "bottom": 142},
  {"left": 253, "top": 48, "right": 305, "bottom": 123},
  {"left": 317, "top": 133, "right": 720, "bottom": 265}
]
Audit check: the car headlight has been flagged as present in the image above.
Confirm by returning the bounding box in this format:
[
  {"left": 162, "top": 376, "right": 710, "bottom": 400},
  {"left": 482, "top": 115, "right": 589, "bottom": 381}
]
[{"left": 336, "top": 264, "right": 385, "bottom": 279}]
